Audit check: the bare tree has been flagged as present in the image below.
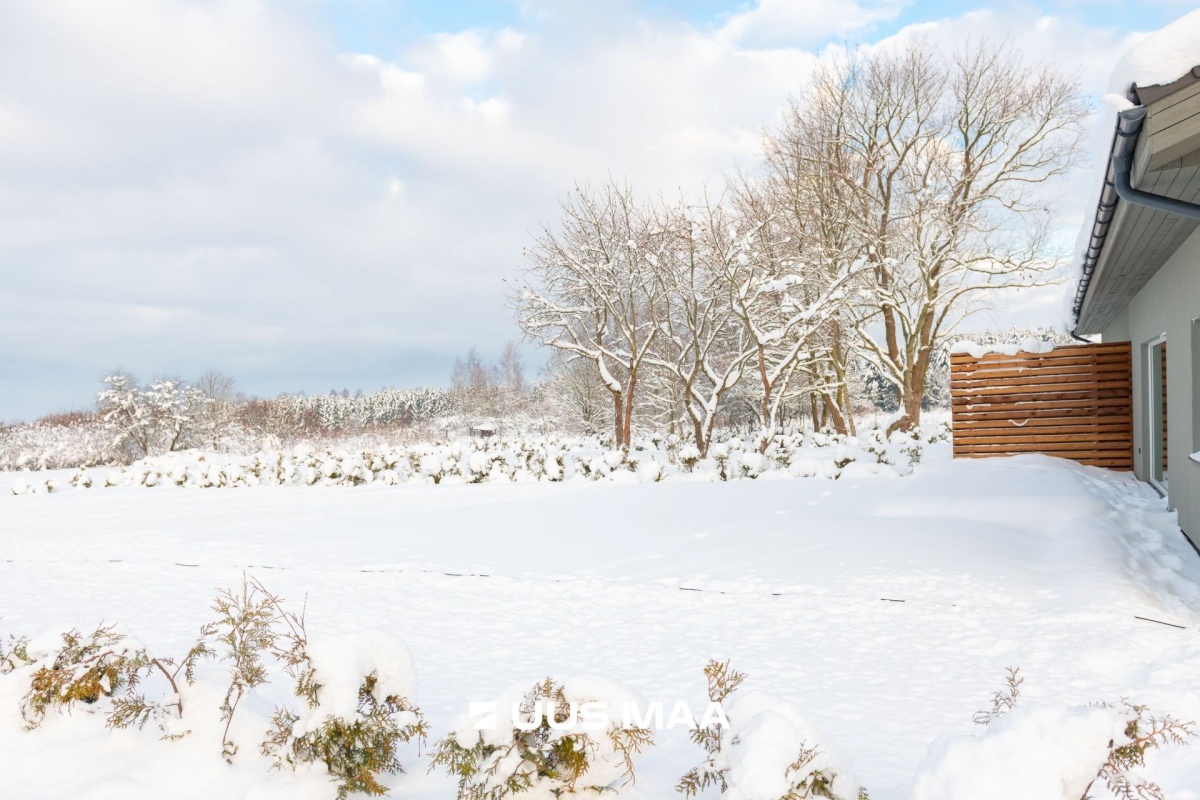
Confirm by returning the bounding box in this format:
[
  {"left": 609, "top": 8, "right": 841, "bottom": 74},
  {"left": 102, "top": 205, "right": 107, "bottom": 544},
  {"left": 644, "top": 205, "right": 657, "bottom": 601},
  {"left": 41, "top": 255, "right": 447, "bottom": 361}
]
[
  {"left": 648, "top": 195, "right": 758, "bottom": 457},
  {"left": 542, "top": 350, "right": 608, "bottom": 434},
  {"left": 756, "top": 85, "right": 866, "bottom": 434},
  {"left": 770, "top": 38, "right": 1088, "bottom": 432},
  {"left": 450, "top": 348, "right": 497, "bottom": 419},
  {"left": 514, "top": 181, "right": 668, "bottom": 447},
  {"left": 647, "top": 193, "right": 861, "bottom": 454},
  {"left": 734, "top": 243, "right": 867, "bottom": 451},
  {"left": 195, "top": 369, "right": 242, "bottom": 448},
  {"left": 498, "top": 341, "right": 528, "bottom": 416}
]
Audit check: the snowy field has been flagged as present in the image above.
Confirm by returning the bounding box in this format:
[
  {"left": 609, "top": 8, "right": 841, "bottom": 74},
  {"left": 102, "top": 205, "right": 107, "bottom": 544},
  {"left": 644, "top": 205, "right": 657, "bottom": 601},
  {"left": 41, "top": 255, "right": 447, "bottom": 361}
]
[{"left": 2, "top": 450, "right": 1200, "bottom": 798}]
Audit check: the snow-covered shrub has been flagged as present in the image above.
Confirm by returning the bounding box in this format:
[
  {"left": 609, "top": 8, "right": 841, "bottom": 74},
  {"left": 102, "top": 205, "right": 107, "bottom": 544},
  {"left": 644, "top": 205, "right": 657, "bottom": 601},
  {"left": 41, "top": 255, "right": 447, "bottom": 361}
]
[
  {"left": 914, "top": 704, "right": 1193, "bottom": 800},
  {"left": 0, "top": 634, "right": 33, "bottom": 674},
  {"left": 14, "top": 625, "right": 150, "bottom": 729},
  {"left": 709, "top": 443, "right": 732, "bottom": 480},
  {"left": 261, "top": 596, "right": 428, "bottom": 799},
  {"left": 787, "top": 457, "right": 823, "bottom": 478},
  {"left": 971, "top": 666, "right": 1022, "bottom": 727},
  {"left": 638, "top": 459, "right": 664, "bottom": 483},
  {"left": 739, "top": 452, "right": 766, "bottom": 479},
  {"left": 431, "top": 676, "right": 653, "bottom": 798},
  {"left": 105, "top": 634, "right": 214, "bottom": 738},
  {"left": 679, "top": 659, "right": 867, "bottom": 800},
  {"left": 679, "top": 659, "right": 746, "bottom": 795},
  {"left": 925, "top": 419, "right": 952, "bottom": 445},
  {"left": 913, "top": 667, "right": 1195, "bottom": 800},
  {"left": 861, "top": 429, "right": 892, "bottom": 466},
  {"left": 204, "top": 578, "right": 278, "bottom": 760},
  {"left": 886, "top": 430, "right": 923, "bottom": 474},
  {"left": 1, "top": 579, "right": 432, "bottom": 797},
  {"left": 1085, "top": 702, "right": 1196, "bottom": 800},
  {"left": 418, "top": 452, "right": 445, "bottom": 484}
]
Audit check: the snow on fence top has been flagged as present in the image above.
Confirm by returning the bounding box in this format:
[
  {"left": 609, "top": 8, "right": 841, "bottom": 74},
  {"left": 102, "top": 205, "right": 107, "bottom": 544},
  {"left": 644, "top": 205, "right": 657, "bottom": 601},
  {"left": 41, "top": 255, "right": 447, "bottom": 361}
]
[{"left": 949, "top": 339, "right": 1058, "bottom": 359}]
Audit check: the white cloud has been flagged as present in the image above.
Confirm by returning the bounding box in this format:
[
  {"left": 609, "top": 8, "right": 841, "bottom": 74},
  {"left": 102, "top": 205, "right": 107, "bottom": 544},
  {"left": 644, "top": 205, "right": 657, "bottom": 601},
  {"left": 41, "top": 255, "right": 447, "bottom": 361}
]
[
  {"left": 0, "top": 0, "right": 1166, "bottom": 419},
  {"left": 410, "top": 28, "right": 529, "bottom": 85},
  {"left": 717, "top": 0, "right": 907, "bottom": 47}
]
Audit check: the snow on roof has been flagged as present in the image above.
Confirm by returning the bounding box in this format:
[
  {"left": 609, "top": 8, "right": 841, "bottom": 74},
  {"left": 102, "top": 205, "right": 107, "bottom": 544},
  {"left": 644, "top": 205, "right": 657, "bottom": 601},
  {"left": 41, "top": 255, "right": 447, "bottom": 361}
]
[
  {"left": 1068, "top": 9, "right": 1200, "bottom": 330},
  {"left": 1108, "top": 8, "right": 1200, "bottom": 95}
]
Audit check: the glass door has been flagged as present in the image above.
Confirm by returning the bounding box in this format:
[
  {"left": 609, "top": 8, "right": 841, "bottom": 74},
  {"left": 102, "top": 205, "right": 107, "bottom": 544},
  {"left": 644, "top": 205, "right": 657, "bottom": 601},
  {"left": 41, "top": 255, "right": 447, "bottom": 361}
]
[{"left": 1148, "top": 335, "right": 1168, "bottom": 492}]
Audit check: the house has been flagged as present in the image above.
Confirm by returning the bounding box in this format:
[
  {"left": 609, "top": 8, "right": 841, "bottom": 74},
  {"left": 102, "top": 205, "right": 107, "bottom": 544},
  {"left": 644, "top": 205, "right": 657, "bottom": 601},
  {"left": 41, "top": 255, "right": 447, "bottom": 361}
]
[
  {"left": 471, "top": 423, "right": 498, "bottom": 439},
  {"left": 1073, "top": 11, "right": 1200, "bottom": 549}
]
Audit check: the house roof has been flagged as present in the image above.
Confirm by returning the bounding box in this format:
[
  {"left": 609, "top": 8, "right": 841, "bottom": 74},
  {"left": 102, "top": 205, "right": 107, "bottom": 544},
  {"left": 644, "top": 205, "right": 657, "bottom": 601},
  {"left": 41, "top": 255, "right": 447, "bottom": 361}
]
[
  {"left": 1072, "top": 9, "right": 1200, "bottom": 335},
  {"left": 1074, "top": 68, "right": 1200, "bottom": 335}
]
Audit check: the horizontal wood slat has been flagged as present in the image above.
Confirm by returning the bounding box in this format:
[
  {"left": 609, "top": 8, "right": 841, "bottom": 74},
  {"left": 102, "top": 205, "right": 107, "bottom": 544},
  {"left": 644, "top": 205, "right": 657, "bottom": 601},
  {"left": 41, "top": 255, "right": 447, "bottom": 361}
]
[
  {"left": 950, "top": 343, "right": 1133, "bottom": 470},
  {"left": 950, "top": 365, "right": 1132, "bottom": 384},
  {"left": 950, "top": 353, "right": 1133, "bottom": 370}
]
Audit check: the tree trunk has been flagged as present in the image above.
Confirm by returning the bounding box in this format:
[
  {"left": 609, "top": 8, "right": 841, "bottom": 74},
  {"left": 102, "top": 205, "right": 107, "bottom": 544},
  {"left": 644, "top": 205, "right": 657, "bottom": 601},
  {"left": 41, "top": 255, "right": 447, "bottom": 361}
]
[
  {"left": 620, "top": 370, "right": 637, "bottom": 449},
  {"left": 829, "top": 322, "right": 854, "bottom": 436},
  {"left": 755, "top": 345, "right": 773, "bottom": 453},
  {"left": 822, "top": 394, "right": 849, "bottom": 436},
  {"left": 888, "top": 371, "right": 925, "bottom": 435},
  {"left": 612, "top": 390, "right": 625, "bottom": 447},
  {"left": 889, "top": 311, "right": 935, "bottom": 436}
]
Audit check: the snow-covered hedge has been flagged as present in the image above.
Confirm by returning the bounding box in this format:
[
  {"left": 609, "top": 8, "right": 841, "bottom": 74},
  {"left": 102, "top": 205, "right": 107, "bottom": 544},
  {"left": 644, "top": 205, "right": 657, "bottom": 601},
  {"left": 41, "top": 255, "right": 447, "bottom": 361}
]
[
  {"left": 0, "top": 418, "right": 118, "bottom": 471},
  {"left": 8, "top": 426, "right": 950, "bottom": 495}
]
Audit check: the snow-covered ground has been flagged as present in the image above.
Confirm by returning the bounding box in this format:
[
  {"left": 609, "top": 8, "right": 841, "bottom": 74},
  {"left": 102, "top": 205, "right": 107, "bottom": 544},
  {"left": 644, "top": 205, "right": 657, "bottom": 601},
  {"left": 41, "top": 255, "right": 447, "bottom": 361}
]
[{"left": 1, "top": 450, "right": 1199, "bottom": 798}]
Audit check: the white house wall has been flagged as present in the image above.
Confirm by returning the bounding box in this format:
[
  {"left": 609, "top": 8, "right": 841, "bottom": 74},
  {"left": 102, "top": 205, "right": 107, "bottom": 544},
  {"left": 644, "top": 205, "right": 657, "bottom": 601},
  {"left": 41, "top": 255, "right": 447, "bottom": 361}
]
[{"left": 1103, "top": 224, "right": 1200, "bottom": 549}]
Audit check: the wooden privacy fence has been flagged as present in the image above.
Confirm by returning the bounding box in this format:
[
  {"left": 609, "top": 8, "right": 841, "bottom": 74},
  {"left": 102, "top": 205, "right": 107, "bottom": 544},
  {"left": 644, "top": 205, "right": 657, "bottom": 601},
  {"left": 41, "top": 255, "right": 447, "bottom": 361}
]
[{"left": 950, "top": 342, "right": 1133, "bottom": 470}]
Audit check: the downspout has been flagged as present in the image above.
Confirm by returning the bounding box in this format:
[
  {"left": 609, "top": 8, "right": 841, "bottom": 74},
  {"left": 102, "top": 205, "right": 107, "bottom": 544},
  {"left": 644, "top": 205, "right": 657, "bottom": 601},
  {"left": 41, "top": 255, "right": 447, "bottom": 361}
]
[{"left": 1072, "top": 106, "right": 1200, "bottom": 337}]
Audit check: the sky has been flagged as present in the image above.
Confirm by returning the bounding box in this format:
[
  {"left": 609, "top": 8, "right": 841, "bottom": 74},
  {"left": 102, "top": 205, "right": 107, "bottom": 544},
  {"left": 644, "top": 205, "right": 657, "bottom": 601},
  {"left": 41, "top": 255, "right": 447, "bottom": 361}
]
[{"left": 0, "top": 0, "right": 1195, "bottom": 422}]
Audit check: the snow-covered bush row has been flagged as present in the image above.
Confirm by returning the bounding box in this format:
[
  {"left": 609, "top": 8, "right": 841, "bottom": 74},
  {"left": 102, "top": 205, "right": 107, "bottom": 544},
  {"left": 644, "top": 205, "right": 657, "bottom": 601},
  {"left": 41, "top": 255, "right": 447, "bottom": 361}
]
[
  {"left": 2, "top": 609, "right": 1192, "bottom": 800},
  {"left": 0, "top": 417, "right": 118, "bottom": 471},
  {"left": 9, "top": 426, "right": 951, "bottom": 495}
]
